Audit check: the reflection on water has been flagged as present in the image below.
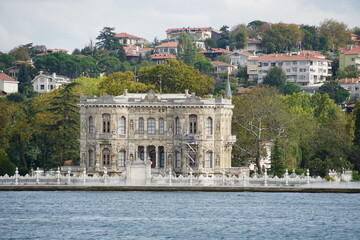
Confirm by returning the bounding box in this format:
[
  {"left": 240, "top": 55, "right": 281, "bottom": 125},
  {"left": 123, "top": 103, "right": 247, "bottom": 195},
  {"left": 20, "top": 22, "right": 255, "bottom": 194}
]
[{"left": 0, "top": 191, "right": 359, "bottom": 239}]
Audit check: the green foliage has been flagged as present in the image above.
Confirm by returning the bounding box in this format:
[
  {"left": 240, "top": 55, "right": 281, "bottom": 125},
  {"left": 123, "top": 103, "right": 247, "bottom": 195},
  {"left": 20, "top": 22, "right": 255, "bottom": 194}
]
[
  {"left": 9, "top": 46, "right": 30, "bottom": 61},
  {"left": 99, "top": 71, "right": 154, "bottom": 95},
  {"left": 270, "top": 139, "right": 286, "bottom": 177},
  {"left": 352, "top": 171, "right": 360, "bottom": 181},
  {"left": 194, "top": 60, "right": 215, "bottom": 75},
  {"left": 17, "top": 64, "right": 33, "bottom": 95},
  {"left": 75, "top": 76, "right": 103, "bottom": 97},
  {"left": 318, "top": 81, "right": 350, "bottom": 104},
  {"left": 34, "top": 52, "right": 99, "bottom": 78},
  {"left": 353, "top": 103, "right": 360, "bottom": 147},
  {"left": 98, "top": 56, "right": 122, "bottom": 74},
  {"left": 319, "top": 19, "right": 351, "bottom": 51},
  {"left": 262, "top": 24, "right": 304, "bottom": 53},
  {"left": 0, "top": 54, "right": 15, "bottom": 70},
  {"left": 213, "top": 81, "right": 237, "bottom": 96},
  {"left": 46, "top": 83, "right": 80, "bottom": 166},
  {"left": 283, "top": 82, "right": 301, "bottom": 95},
  {"left": 231, "top": 24, "right": 248, "bottom": 50},
  {"left": 232, "top": 86, "right": 290, "bottom": 173},
  {"left": 0, "top": 149, "right": 16, "bottom": 176},
  {"left": 138, "top": 59, "right": 214, "bottom": 96},
  {"left": 262, "top": 66, "right": 286, "bottom": 91},
  {"left": 177, "top": 33, "right": 197, "bottom": 66},
  {"left": 336, "top": 65, "right": 359, "bottom": 79},
  {"left": 217, "top": 25, "right": 231, "bottom": 49}
]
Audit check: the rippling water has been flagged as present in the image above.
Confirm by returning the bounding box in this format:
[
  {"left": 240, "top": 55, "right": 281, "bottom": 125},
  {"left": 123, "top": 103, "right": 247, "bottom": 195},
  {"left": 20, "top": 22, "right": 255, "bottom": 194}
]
[{"left": 0, "top": 191, "right": 359, "bottom": 239}]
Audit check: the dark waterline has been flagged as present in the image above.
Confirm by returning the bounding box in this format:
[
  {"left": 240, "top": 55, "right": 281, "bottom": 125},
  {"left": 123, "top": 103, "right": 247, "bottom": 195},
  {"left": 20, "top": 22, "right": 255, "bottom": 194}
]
[{"left": 1, "top": 191, "right": 359, "bottom": 239}]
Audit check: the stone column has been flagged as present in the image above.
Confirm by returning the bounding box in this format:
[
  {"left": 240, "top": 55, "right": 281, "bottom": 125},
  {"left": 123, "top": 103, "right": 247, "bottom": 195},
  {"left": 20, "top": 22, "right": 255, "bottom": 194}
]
[{"left": 155, "top": 146, "right": 159, "bottom": 168}]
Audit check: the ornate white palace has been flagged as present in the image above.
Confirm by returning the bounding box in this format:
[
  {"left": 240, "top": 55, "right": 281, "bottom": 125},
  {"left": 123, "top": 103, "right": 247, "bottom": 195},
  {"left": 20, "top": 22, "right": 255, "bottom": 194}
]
[{"left": 79, "top": 89, "right": 236, "bottom": 176}]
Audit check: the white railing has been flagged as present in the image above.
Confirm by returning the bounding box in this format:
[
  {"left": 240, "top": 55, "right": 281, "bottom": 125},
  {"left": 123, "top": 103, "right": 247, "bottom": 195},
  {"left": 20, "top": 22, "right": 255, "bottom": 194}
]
[{"left": 0, "top": 167, "right": 352, "bottom": 187}]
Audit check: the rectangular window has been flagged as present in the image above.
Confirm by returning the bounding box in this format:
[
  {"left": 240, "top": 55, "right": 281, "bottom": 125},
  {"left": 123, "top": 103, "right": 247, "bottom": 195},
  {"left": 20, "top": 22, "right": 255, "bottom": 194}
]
[
  {"left": 159, "top": 118, "right": 165, "bottom": 134},
  {"left": 286, "top": 69, "right": 291, "bottom": 73},
  {"left": 147, "top": 118, "right": 155, "bottom": 134},
  {"left": 205, "top": 152, "right": 212, "bottom": 168},
  {"left": 40, "top": 85, "right": 45, "bottom": 90},
  {"left": 292, "top": 61, "right": 297, "bottom": 65},
  {"left": 119, "top": 151, "right": 125, "bottom": 167},
  {"left": 263, "top": 62, "right": 269, "bottom": 66},
  {"left": 271, "top": 62, "right": 276, "bottom": 67},
  {"left": 175, "top": 118, "right": 180, "bottom": 135},
  {"left": 176, "top": 152, "right": 181, "bottom": 168},
  {"left": 139, "top": 118, "right": 144, "bottom": 134}
]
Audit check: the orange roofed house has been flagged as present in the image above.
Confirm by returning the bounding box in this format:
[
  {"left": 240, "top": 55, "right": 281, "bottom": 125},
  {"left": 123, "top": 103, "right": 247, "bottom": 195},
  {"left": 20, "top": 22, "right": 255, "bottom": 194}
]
[
  {"left": 247, "top": 51, "right": 332, "bottom": 86},
  {"left": 0, "top": 71, "right": 18, "bottom": 94},
  {"left": 114, "top": 33, "right": 148, "bottom": 47}
]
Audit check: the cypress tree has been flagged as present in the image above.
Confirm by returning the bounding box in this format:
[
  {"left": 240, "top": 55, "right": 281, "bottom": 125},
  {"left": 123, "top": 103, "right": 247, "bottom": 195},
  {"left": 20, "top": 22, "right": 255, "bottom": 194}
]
[
  {"left": 353, "top": 102, "right": 360, "bottom": 146},
  {"left": 270, "top": 139, "right": 286, "bottom": 177}
]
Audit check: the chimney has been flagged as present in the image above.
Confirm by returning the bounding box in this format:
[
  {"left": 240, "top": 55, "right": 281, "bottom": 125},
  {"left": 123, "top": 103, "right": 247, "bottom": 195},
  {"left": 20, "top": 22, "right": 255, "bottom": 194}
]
[
  {"left": 124, "top": 88, "right": 128, "bottom": 96},
  {"left": 185, "top": 89, "right": 189, "bottom": 96},
  {"left": 52, "top": 72, "right": 56, "bottom": 78}
]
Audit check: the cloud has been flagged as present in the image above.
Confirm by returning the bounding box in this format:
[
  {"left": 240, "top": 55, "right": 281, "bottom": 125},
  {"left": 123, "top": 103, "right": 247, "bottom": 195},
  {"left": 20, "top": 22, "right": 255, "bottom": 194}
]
[{"left": 0, "top": 0, "right": 359, "bottom": 53}]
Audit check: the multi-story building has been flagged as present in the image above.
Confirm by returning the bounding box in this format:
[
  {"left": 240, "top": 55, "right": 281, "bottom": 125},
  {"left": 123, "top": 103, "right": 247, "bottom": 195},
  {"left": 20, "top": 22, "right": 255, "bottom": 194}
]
[
  {"left": 155, "top": 42, "right": 178, "bottom": 54},
  {"left": 247, "top": 51, "right": 332, "bottom": 86},
  {"left": 79, "top": 89, "right": 236, "bottom": 176},
  {"left": 230, "top": 51, "right": 255, "bottom": 67},
  {"left": 32, "top": 72, "right": 71, "bottom": 93},
  {"left": 339, "top": 46, "right": 360, "bottom": 71}
]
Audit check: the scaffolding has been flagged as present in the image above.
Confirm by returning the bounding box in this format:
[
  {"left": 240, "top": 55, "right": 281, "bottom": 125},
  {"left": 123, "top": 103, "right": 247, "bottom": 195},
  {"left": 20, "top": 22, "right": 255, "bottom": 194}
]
[{"left": 183, "top": 134, "right": 198, "bottom": 175}]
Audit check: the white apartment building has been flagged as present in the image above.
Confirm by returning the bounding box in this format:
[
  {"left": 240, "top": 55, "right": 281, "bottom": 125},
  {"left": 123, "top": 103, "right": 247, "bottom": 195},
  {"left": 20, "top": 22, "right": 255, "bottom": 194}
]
[{"left": 247, "top": 51, "right": 332, "bottom": 86}]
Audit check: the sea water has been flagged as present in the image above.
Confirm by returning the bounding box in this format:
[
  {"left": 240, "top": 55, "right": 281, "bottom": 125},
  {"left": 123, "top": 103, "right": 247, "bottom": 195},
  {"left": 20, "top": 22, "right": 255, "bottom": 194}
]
[{"left": 0, "top": 191, "right": 359, "bottom": 239}]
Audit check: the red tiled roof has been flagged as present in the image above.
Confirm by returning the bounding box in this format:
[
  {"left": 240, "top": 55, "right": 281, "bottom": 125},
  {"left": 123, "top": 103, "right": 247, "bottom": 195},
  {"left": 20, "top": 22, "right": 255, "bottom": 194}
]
[
  {"left": 114, "top": 32, "right": 141, "bottom": 39},
  {"left": 252, "top": 51, "right": 331, "bottom": 62},
  {"left": 211, "top": 61, "right": 232, "bottom": 67},
  {"left": 0, "top": 72, "right": 16, "bottom": 82},
  {"left": 338, "top": 78, "right": 360, "bottom": 84},
  {"left": 199, "top": 48, "right": 232, "bottom": 54},
  {"left": 151, "top": 53, "right": 176, "bottom": 60},
  {"left": 156, "top": 42, "right": 178, "bottom": 48},
  {"left": 126, "top": 52, "right": 139, "bottom": 57},
  {"left": 248, "top": 38, "right": 261, "bottom": 44},
  {"left": 166, "top": 27, "right": 213, "bottom": 34},
  {"left": 339, "top": 46, "right": 360, "bottom": 54}
]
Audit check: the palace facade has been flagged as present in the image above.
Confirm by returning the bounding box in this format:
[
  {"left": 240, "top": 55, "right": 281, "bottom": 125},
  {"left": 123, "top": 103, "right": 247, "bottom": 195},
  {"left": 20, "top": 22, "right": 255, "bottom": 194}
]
[{"left": 79, "top": 89, "right": 236, "bottom": 175}]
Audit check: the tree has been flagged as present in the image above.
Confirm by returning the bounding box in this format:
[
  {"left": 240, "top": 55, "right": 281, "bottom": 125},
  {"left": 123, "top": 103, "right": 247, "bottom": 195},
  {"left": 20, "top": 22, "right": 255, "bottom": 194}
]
[
  {"left": 262, "top": 66, "right": 286, "bottom": 91},
  {"left": 231, "top": 24, "right": 248, "bottom": 50},
  {"left": 217, "top": 25, "right": 231, "bottom": 49},
  {"left": 270, "top": 139, "right": 286, "bottom": 177},
  {"left": 177, "top": 33, "right": 197, "bottom": 66},
  {"left": 194, "top": 60, "right": 215, "bottom": 75},
  {"left": 262, "top": 24, "right": 304, "bottom": 53},
  {"left": 17, "top": 64, "right": 33, "bottom": 95},
  {"left": 283, "top": 82, "right": 301, "bottom": 95},
  {"left": 0, "top": 149, "right": 16, "bottom": 176},
  {"left": 9, "top": 46, "right": 30, "bottom": 61},
  {"left": 319, "top": 19, "right": 351, "bottom": 51},
  {"left": 300, "top": 25, "right": 320, "bottom": 50},
  {"left": 318, "top": 81, "right": 350, "bottom": 104},
  {"left": 98, "top": 56, "right": 122, "bottom": 75},
  {"left": 336, "top": 65, "right": 359, "bottom": 79},
  {"left": 247, "top": 20, "right": 267, "bottom": 31},
  {"left": 232, "top": 86, "right": 291, "bottom": 173},
  {"left": 96, "top": 27, "right": 119, "bottom": 50},
  {"left": 353, "top": 102, "right": 360, "bottom": 146},
  {"left": 138, "top": 59, "right": 214, "bottom": 96},
  {"left": 46, "top": 83, "right": 80, "bottom": 166},
  {"left": 99, "top": 71, "right": 154, "bottom": 96},
  {"left": 213, "top": 81, "right": 237, "bottom": 96},
  {"left": 0, "top": 54, "right": 15, "bottom": 70}
]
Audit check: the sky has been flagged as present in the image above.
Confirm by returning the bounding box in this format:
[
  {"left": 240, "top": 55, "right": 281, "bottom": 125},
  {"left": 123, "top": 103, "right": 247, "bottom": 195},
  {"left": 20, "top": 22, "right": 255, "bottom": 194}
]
[{"left": 1, "top": 0, "right": 359, "bottom": 53}]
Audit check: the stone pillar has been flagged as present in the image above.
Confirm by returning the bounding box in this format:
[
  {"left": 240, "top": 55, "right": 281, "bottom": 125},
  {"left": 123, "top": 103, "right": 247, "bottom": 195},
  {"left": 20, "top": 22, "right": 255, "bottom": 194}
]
[{"left": 155, "top": 146, "right": 159, "bottom": 168}]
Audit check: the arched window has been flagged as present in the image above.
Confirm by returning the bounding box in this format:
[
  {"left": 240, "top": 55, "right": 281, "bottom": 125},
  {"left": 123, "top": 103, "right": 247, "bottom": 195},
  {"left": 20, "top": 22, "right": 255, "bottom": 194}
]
[
  {"left": 175, "top": 117, "right": 180, "bottom": 135},
  {"left": 119, "top": 116, "right": 126, "bottom": 134},
  {"left": 175, "top": 151, "right": 181, "bottom": 168},
  {"left": 206, "top": 117, "right": 213, "bottom": 135},
  {"left": 159, "top": 118, "right": 165, "bottom": 134},
  {"left": 147, "top": 118, "right": 155, "bottom": 134},
  {"left": 102, "top": 148, "right": 111, "bottom": 166},
  {"left": 205, "top": 151, "right": 212, "bottom": 168},
  {"left": 138, "top": 118, "right": 144, "bottom": 134},
  {"left": 102, "top": 114, "right": 110, "bottom": 133},
  {"left": 88, "top": 116, "right": 94, "bottom": 134},
  {"left": 189, "top": 115, "right": 197, "bottom": 134},
  {"left": 118, "top": 150, "right": 126, "bottom": 167},
  {"left": 88, "top": 149, "right": 94, "bottom": 167}
]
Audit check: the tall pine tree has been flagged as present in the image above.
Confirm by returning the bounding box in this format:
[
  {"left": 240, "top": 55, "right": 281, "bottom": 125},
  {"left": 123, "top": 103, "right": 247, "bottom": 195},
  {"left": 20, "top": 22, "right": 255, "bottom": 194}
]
[{"left": 270, "top": 139, "right": 286, "bottom": 177}]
